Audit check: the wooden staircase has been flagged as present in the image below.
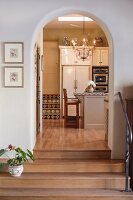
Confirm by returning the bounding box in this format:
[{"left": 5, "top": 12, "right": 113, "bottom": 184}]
[{"left": 0, "top": 149, "right": 133, "bottom": 199}]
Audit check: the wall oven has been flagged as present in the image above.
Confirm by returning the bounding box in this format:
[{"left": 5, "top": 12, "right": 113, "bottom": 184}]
[
  {"left": 95, "top": 85, "right": 108, "bottom": 93},
  {"left": 92, "top": 66, "right": 109, "bottom": 93}
]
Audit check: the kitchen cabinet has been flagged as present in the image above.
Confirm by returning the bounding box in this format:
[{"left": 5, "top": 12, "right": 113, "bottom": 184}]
[
  {"left": 63, "top": 66, "right": 89, "bottom": 116},
  {"left": 60, "top": 46, "right": 92, "bottom": 66},
  {"left": 63, "top": 66, "right": 89, "bottom": 97},
  {"left": 75, "top": 93, "right": 106, "bottom": 129},
  {"left": 60, "top": 46, "right": 91, "bottom": 117},
  {"left": 92, "top": 47, "right": 108, "bottom": 66},
  {"left": 84, "top": 95, "right": 105, "bottom": 129}
]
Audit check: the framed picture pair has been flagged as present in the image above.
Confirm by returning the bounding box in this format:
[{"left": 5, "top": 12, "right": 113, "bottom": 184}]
[{"left": 3, "top": 42, "right": 24, "bottom": 88}]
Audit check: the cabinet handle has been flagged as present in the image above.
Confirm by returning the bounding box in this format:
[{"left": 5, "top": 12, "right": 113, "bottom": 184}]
[
  {"left": 75, "top": 80, "right": 78, "bottom": 89},
  {"left": 74, "top": 80, "right": 78, "bottom": 90},
  {"left": 74, "top": 80, "right": 76, "bottom": 90}
]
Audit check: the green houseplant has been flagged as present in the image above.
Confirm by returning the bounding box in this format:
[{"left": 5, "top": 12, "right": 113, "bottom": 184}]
[{"left": 0, "top": 144, "right": 34, "bottom": 176}]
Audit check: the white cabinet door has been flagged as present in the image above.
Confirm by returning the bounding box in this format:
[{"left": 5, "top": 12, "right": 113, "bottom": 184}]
[
  {"left": 61, "top": 49, "right": 77, "bottom": 65},
  {"left": 76, "top": 66, "right": 89, "bottom": 93},
  {"left": 63, "top": 66, "right": 75, "bottom": 98},
  {"left": 60, "top": 47, "right": 92, "bottom": 66},
  {"left": 92, "top": 49, "right": 101, "bottom": 66},
  {"left": 63, "top": 66, "right": 89, "bottom": 116},
  {"left": 63, "top": 66, "right": 76, "bottom": 116},
  {"left": 63, "top": 66, "right": 89, "bottom": 97},
  {"left": 100, "top": 49, "right": 108, "bottom": 66},
  {"left": 92, "top": 48, "right": 108, "bottom": 66}
]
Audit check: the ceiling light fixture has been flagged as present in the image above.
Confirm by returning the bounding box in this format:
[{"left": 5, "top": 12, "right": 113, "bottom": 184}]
[{"left": 71, "top": 16, "right": 92, "bottom": 61}]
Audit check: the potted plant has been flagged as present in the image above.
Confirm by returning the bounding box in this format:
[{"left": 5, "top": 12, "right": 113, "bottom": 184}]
[
  {"left": 85, "top": 80, "right": 96, "bottom": 93},
  {"left": 0, "top": 144, "right": 34, "bottom": 177}
]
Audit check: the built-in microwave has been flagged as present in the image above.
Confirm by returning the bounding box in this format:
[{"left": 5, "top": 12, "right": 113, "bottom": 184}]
[{"left": 93, "top": 73, "right": 108, "bottom": 85}]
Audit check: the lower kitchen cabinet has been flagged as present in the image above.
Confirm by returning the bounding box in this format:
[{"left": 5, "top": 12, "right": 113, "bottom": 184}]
[
  {"left": 75, "top": 93, "right": 106, "bottom": 129},
  {"left": 84, "top": 95, "right": 105, "bottom": 129}
]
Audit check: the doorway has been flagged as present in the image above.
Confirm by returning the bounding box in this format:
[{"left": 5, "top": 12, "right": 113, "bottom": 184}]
[{"left": 34, "top": 12, "right": 112, "bottom": 155}]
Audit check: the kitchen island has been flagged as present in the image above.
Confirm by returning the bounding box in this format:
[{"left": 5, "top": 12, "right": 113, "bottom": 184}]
[{"left": 75, "top": 92, "right": 108, "bottom": 129}]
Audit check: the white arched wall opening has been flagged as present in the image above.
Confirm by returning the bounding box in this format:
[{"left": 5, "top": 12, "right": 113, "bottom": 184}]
[{"left": 30, "top": 8, "right": 114, "bottom": 157}]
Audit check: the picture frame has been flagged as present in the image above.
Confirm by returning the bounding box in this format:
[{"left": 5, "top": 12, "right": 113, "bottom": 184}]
[
  {"left": 3, "top": 42, "right": 24, "bottom": 63},
  {"left": 4, "top": 67, "right": 24, "bottom": 88}
]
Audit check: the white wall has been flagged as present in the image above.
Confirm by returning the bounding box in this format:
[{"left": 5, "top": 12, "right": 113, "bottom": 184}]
[{"left": 0, "top": 0, "right": 133, "bottom": 158}]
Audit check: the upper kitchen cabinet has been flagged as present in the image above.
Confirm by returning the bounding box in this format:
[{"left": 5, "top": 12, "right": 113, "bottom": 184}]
[
  {"left": 60, "top": 46, "right": 92, "bottom": 66},
  {"left": 92, "top": 47, "right": 109, "bottom": 66}
]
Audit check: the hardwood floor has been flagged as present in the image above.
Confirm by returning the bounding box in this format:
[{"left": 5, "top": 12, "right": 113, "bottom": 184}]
[{"left": 34, "top": 119, "right": 109, "bottom": 151}]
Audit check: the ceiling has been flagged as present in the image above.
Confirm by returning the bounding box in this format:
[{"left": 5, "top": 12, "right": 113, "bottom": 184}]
[{"left": 44, "top": 14, "right": 99, "bottom": 29}]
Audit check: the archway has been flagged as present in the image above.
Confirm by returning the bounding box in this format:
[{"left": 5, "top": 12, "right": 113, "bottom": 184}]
[{"left": 30, "top": 8, "right": 114, "bottom": 156}]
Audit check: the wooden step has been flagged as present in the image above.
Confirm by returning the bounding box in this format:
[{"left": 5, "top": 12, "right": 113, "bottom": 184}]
[
  {"left": 34, "top": 149, "right": 111, "bottom": 160},
  {"left": 26, "top": 159, "right": 124, "bottom": 173},
  {"left": 0, "top": 188, "right": 133, "bottom": 200},
  {"left": 0, "top": 159, "right": 130, "bottom": 200},
  {"left": 0, "top": 172, "right": 128, "bottom": 190},
  {"left": 1, "top": 159, "right": 124, "bottom": 173}
]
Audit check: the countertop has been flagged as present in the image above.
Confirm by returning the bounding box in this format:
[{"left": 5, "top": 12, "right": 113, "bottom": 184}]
[{"left": 75, "top": 92, "right": 108, "bottom": 97}]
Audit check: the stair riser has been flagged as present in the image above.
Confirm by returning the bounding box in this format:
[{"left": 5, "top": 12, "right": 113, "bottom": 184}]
[
  {"left": 0, "top": 179, "right": 126, "bottom": 190},
  {"left": 34, "top": 151, "right": 111, "bottom": 160},
  {"left": 24, "top": 164, "right": 124, "bottom": 173},
  {"left": 1, "top": 164, "right": 124, "bottom": 173}
]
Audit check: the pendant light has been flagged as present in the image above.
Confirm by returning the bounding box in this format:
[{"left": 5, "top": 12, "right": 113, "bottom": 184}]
[{"left": 71, "top": 16, "right": 91, "bottom": 61}]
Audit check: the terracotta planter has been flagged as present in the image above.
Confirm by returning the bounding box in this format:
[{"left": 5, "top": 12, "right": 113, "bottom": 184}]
[{"left": 8, "top": 165, "right": 24, "bottom": 177}]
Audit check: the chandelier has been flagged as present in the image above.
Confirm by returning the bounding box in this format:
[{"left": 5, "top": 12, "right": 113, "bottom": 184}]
[{"left": 71, "top": 16, "right": 92, "bottom": 61}]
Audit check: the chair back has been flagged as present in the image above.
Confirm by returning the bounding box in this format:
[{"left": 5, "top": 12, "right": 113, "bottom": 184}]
[{"left": 63, "top": 88, "right": 68, "bottom": 103}]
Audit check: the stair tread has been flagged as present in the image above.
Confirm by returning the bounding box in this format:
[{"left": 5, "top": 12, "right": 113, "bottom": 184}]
[
  {"left": 0, "top": 188, "right": 132, "bottom": 197},
  {"left": 34, "top": 149, "right": 111, "bottom": 152}
]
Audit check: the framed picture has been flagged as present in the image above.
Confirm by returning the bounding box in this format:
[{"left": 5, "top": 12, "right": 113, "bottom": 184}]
[
  {"left": 4, "top": 67, "right": 24, "bottom": 88},
  {"left": 3, "top": 42, "right": 24, "bottom": 63}
]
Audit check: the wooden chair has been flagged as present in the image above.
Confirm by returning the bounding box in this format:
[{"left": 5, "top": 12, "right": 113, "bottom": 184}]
[{"left": 63, "top": 88, "right": 80, "bottom": 128}]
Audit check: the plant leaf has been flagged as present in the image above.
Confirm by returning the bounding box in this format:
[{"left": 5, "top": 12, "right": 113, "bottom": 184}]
[
  {"left": 0, "top": 149, "right": 6, "bottom": 156},
  {"left": 26, "top": 149, "right": 34, "bottom": 161}
]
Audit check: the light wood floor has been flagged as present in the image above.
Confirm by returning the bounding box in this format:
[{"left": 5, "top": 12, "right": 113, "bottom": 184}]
[{"left": 34, "top": 119, "right": 109, "bottom": 151}]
